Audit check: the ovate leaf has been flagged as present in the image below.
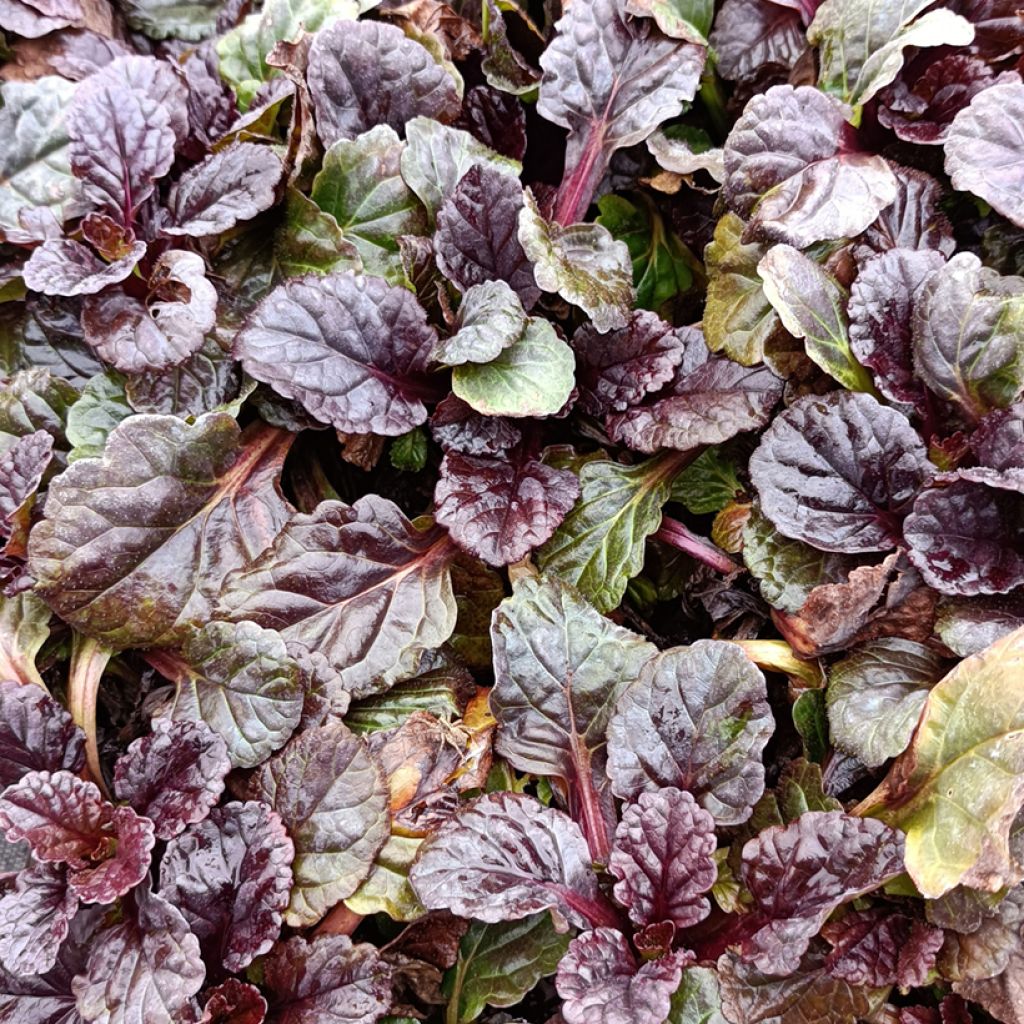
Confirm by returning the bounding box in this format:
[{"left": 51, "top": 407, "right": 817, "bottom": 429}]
[
  {"left": 0, "top": 679, "right": 84, "bottom": 790},
  {"left": 435, "top": 280, "right": 527, "bottom": 366},
  {"left": 709, "top": 0, "right": 805, "bottom": 83}
]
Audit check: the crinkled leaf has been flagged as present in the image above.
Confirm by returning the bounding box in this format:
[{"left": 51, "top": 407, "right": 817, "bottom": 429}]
[
  {"left": 0, "top": 429, "right": 52, "bottom": 538},
  {"left": 22, "top": 239, "right": 145, "bottom": 299},
  {"left": 709, "top": 0, "right": 805, "bottom": 83},
  {"left": 435, "top": 451, "right": 578, "bottom": 566},
  {"left": 120, "top": 0, "right": 224, "bottom": 40},
  {"left": 0, "top": 680, "right": 84, "bottom": 790},
  {"left": 723, "top": 85, "right": 897, "bottom": 248},
  {"left": 935, "top": 591, "right": 1024, "bottom": 657},
  {"left": 911, "top": 252, "right": 1024, "bottom": 421},
  {"left": 665, "top": 966, "right": 727, "bottom": 1024},
  {"left": 861, "top": 624, "right": 1024, "bottom": 898},
  {"left": 0, "top": 861, "right": 77, "bottom": 977},
  {"left": 166, "top": 142, "right": 283, "bottom": 237},
  {"left": 221, "top": 496, "right": 456, "bottom": 697},
  {"left": 160, "top": 620, "right": 303, "bottom": 769},
  {"left": 537, "top": 451, "right": 682, "bottom": 614},
  {"left": 749, "top": 391, "right": 931, "bottom": 553},
  {"left": 451, "top": 317, "right": 575, "bottom": 418},
  {"left": 0, "top": 770, "right": 155, "bottom": 904},
  {"left": 607, "top": 640, "right": 774, "bottom": 824},
  {"left": 0, "top": 368, "right": 77, "bottom": 451},
  {"left": 827, "top": 638, "right": 945, "bottom": 768},
  {"left": 573, "top": 311, "right": 689, "bottom": 417},
  {"left": 410, "top": 791, "right": 606, "bottom": 930},
  {"left": 518, "top": 191, "right": 633, "bottom": 333},
  {"left": 430, "top": 393, "right": 522, "bottom": 456},
  {"left": 201, "top": 979, "right": 267, "bottom": 1024},
  {"left": 670, "top": 447, "right": 743, "bottom": 516},
  {"left": 233, "top": 271, "right": 438, "bottom": 436},
  {"left": 434, "top": 163, "right": 540, "bottom": 308},
  {"left": 435, "top": 280, "right": 527, "bottom": 366},
  {"left": 311, "top": 126, "right": 428, "bottom": 282},
  {"left": 443, "top": 914, "right": 570, "bottom": 1024},
  {"left": 757, "top": 244, "right": 874, "bottom": 393},
  {"left": 609, "top": 788, "right": 716, "bottom": 929},
  {"left": 28, "top": 415, "right": 293, "bottom": 648},
  {"left": 262, "top": 933, "right": 392, "bottom": 1024},
  {"left": 253, "top": 721, "right": 390, "bottom": 926},
  {"left": 158, "top": 800, "right": 294, "bottom": 972},
  {"left": 739, "top": 811, "right": 905, "bottom": 974},
  {"left": 72, "top": 886, "right": 204, "bottom": 1024},
  {"left": 308, "top": 19, "right": 460, "bottom": 148},
  {"left": 65, "top": 371, "right": 132, "bottom": 461},
  {"left": 555, "top": 928, "right": 690, "bottom": 1024},
  {"left": 113, "top": 718, "right": 229, "bottom": 839},
  {"left": 809, "top": 0, "right": 974, "bottom": 108}
]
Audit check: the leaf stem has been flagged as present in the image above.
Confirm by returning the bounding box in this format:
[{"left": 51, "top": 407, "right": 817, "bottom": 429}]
[
  {"left": 68, "top": 633, "right": 114, "bottom": 797},
  {"left": 553, "top": 130, "right": 608, "bottom": 226},
  {"left": 656, "top": 516, "right": 741, "bottom": 574}
]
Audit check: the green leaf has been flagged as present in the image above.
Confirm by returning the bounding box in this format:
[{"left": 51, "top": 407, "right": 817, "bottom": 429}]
[
  {"left": 537, "top": 451, "right": 685, "bottom": 613},
  {"left": 0, "top": 77, "right": 79, "bottom": 236},
  {"left": 0, "top": 592, "right": 50, "bottom": 690},
  {"left": 275, "top": 188, "right": 363, "bottom": 278},
  {"left": 65, "top": 372, "right": 132, "bottom": 462},
  {"left": 758, "top": 244, "right": 876, "bottom": 394},
  {"left": 518, "top": 190, "right": 634, "bottom": 333},
  {"left": 625, "top": 0, "right": 714, "bottom": 44},
  {"left": 344, "top": 835, "right": 424, "bottom": 921},
  {"left": 665, "top": 965, "right": 728, "bottom": 1024},
  {"left": 792, "top": 689, "right": 828, "bottom": 763},
  {"left": 443, "top": 915, "right": 570, "bottom": 1024},
  {"left": 777, "top": 760, "right": 842, "bottom": 820},
  {"left": 436, "top": 280, "right": 528, "bottom": 367},
  {"left": 451, "top": 318, "right": 575, "bottom": 418},
  {"left": 670, "top": 446, "right": 742, "bottom": 515},
  {"left": 859, "top": 625, "right": 1024, "bottom": 898},
  {"left": 809, "top": 0, "right": 974, "bottom": 109},
  {"left": 827, "top": 639, "right": 945, "bottom": 769},
  {"left": 121, "top": 0, "right": 225, "bottom": 40},
  {"left": 345, "top": 660, "right": 473, "bottom": 733},
  {"left": 703, "top": 213, "right": 778, "bottom": 366},
  {"left": 311, "top": 126, "right": 428, "bottom": 282},
  {"left": 595, "top": 193, "right": 693, "bottom": 315},
  {"left": 390, "top": 428, "right": 428, "bottom": 472}
]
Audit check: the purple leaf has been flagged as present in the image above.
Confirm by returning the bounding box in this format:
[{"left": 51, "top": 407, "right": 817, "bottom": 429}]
[
  {"left": 608, "top": 788, "right": 717, "bottom": 930},
  {"left": 81, "top": 250, "right": 217, "bottom": 374},
  {"left": 72, "top": 885, "right": 205, "bottom": 1024},
  {"left": 740, "top": 811, "right": 906, "bottom": 974},
  {"left": 434, "top": 451, "right": 579, "bottom": 566},
  {"left": 430, "top": 393, "right": 522, "bottom": 456},
  {"left": 252, "top": 722, "right": 390, "bottom": 927},
  {"left": 606, "top": 640, "right": 774, "bottom": 825},
  {"left": 113, "top": 719, "right": 231, "bottom": 840},
  {"left": 456, "top": 85, "right": 527, "bottom": 161},
  {"left": 200, "top": 980, "right": 267, "bottom": 1024},
  {"left": 489, "top": 575, "right": 655, "bottom": 859},
  {"left": 262, "top": 934, "right": 392, "bottom": 1024},
  {"left": 950, "top": 0, "right": 1024, "bottom": 61},
  {"left": 723, "top": 85, "right": 897, "bottom": 247},
  {"left": 166, "top": 142, "right": 283, "bottom": 237},
  {"left": 0, "top": 680, "right": 85, "bottom": 790},
  {"left": 749, "top": 391, "right": 931, "bottom": 553},
  {"left": 972, "top": 402, "right": 1024, "bottom": 471},
  {"left": 158, "top": 801, "right": 294, "bottom": 972},
  {"left": 0, "top": 861, "right": 77, "bottom": 977},
  {"left": 0, "top": 431, "right": 53, "bottom": 536},
  {"left": 538, "top": 0, "right": 705, "bottom": 224},
  {"left": 307, "top": 19, "right": 460, "bottom": 148},
  {"left": 0, "top": 770, "right": 154, "bottom": 904},
  {"left": 847, "top": 248, "right": 946, "bottom": 412},
  {"left": 410, "top": 792, "right": 613, "bottom": 930},
  {"left": 572, "top": 311, "right": 690, "bottom": 417},
  {"left": 555, "top": 928, "right": 691, "bottom": 1024},
  {"left": 434, "top": 163, "right": 540, "bottom": 309},
  {"left": 905, "top": 468, "right": 1024, "bottom": 596},
  {"left": 220, "top": 496, "right": 456, "bottom": 698},
  {"left": 66, "top": 56, "right": 187, "bottom": 225},
  {"left": 709, "top": 0, "right": 806, "bottom": 83},
  {"left": 21, "top": 240, "right": 145, "bottom": 298},
  {"left": 233, "top": 272, "right": 439, "bottom": 436}
]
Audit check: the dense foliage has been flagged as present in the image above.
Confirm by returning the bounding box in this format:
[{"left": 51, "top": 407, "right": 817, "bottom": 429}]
[{"left": 2, "top": 1, "right": 1024, "bottom": 1022}]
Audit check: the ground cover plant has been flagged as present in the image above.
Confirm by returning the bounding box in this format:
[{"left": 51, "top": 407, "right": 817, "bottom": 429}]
[{"left": 3, "top": 0, "right": 1024, "bottom": 1021}]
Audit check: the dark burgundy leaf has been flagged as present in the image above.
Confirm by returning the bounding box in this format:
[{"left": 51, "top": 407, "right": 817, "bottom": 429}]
[
  {"left": 0, "top": 770, "right": 154, "bottom": 903},
  {"left": 262, "top": 934, "right": 392, "bottom": 1024},
  {"left": 572, "top": 312, "right": 690, "bottom": 417},
  {"left": 606, "top": 640, "right": 774, "bottom": 825},
  {"left": 201, "top": 980, "right": 267, "bottom": 1024},
  {"left": 709, "top": 0, "right": 806, "bottom": 83},
  {"left": 434, "top": 450, "right": 579, "bottom": 566},
  {"left": 950, "top": 0, "right": 1024, "bottom": 60},
  {"left": 21, "top": 239, "right": 145, "bottom": 298},
  {"left": 307, "top": 19, "right": 460, "bottom": 147},
  {"left": 972, "top": 402, "right": 1024, "bottom": 471},
  {"left": 555, "top": 928, "right": 691, "bottom": 1024},
  {"left": 113, "top": 719, "right": 231, "bottom": 840},
  {"left": 158, "top": 801, "right": 293, "bottom": 972},
  {"left": 72, "top": 885, "right": 205, "bottom": 1024},
  {"left": 0, "top": 861, "right": 77, "bottom": 977},
  {"left": 455, "top": 85, "right": 527, "bottom": 161},
  {"left": 233, "top": 272, "right": 438, "bottom": 436},
  {"left": 0, "top": 680, "right": 84, "bottom": 790},
  {"left": 749, "top": 391, "right": 931, "bottom": 552},
  {"left": 608, "top": 788, "right": 716, "bottom": 930},
  {"left": 430, "top": 393, "right": 522, "bottom": 456},
  {"left": 433, "top": 163, "right": 540, "bottom": 308},
  {"left": 740, "top": 811, "right": 906, "bottom": 974},
  {"left": 0, "top": 431, "right": 53, "bottom": 535}
]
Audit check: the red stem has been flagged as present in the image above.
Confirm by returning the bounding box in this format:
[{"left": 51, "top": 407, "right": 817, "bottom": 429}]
[
  {"left": 553, "top": 130, "right": 608, "bottom": 226},
  {"left": 656, "top": 517, "right": 741, "bottom": 575}
]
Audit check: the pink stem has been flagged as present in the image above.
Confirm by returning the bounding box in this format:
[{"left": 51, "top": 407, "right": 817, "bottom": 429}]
[{"left": 656, "top": 517, "right": 741, "bottom": 575}]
